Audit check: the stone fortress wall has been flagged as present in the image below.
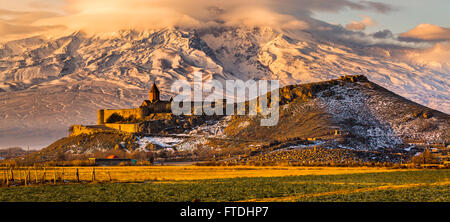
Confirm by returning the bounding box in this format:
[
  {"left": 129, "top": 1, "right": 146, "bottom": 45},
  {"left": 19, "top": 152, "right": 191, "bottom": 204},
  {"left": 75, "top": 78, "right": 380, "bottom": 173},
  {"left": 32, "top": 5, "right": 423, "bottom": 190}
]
[
  {"left": 71, "top": 123, "right": 140, "bottom": 136},
  {"left": 97, "top": 108, "right": 145, "bottom": 125}
]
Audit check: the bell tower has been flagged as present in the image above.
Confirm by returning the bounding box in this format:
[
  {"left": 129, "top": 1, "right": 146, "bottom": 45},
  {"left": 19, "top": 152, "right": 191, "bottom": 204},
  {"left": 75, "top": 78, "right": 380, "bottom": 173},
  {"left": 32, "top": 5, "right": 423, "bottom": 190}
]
[{"left": 149, "top": 82, "right": 160, "bottom": 103}]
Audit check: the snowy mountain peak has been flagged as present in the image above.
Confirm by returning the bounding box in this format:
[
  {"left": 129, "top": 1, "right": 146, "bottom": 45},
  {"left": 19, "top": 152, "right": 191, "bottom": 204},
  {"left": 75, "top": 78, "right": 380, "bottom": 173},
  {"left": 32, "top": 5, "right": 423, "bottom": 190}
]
[{"left": 0, "top": 26, "right": 448, "bottom": 148}]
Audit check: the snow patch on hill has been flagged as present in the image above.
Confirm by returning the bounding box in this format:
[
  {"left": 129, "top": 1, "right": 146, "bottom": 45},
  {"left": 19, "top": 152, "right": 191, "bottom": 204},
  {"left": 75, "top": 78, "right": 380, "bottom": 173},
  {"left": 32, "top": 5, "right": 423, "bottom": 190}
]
[{"left": 136, "top": 136, "right": 183, "bottom": 150}]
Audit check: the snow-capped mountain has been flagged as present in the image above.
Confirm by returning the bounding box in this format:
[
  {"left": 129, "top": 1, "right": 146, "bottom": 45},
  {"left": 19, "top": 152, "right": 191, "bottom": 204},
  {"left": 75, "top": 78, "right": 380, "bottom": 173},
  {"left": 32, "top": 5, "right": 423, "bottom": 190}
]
[{"left": 0, "top": 26, "right": 448, "bottom": 148}]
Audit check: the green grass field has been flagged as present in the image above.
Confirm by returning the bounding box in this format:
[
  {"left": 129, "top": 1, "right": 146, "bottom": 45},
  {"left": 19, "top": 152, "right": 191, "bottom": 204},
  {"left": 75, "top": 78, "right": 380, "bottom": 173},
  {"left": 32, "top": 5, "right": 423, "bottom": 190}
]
[{"left": 0, "top": 169, "right": 448, "bottom": 202}]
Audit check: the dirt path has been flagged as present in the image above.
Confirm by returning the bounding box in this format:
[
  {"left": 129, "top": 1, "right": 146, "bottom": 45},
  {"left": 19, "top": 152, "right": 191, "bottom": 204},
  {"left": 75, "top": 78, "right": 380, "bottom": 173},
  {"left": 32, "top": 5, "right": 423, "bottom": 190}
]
[{"left": 242, "top": 181, "right": 450, "bottom": 202}]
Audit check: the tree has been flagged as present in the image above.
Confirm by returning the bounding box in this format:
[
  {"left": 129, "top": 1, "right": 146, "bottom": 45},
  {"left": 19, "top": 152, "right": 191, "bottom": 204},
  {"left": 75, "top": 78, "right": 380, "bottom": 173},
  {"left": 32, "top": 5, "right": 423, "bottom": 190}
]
[
  {"left": 412, "top": 149, "right": 438, "bottom": 165},
  {"left": 68, "top": 125, "right": 75, "bottom": 134}
]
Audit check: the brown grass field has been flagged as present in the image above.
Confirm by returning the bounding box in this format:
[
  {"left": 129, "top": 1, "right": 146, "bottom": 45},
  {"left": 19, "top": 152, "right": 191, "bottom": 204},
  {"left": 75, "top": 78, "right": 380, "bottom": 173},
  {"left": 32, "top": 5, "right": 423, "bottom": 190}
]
[
  {"left": 0, "top": 166, "right": 413, "bottom": 183},
  {"left": 0, "top": 166, "right": 448, "bottom": 202}
]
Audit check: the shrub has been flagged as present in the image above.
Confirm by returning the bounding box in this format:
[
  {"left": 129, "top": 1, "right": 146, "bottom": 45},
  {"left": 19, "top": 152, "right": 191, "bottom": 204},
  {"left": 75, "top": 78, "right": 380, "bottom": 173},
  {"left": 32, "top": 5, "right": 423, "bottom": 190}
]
[
  {"left": 68, "top": 125, "right": 75, "bottom": 134},
  {"left": 56, "top": 152, "right": 66, "bottom": 161},
  {"left": 106, "top": 113, "right": 125, "bottom": 123},
  {"left": 411, "top": 150, "right": 440, "bottom": 165}
]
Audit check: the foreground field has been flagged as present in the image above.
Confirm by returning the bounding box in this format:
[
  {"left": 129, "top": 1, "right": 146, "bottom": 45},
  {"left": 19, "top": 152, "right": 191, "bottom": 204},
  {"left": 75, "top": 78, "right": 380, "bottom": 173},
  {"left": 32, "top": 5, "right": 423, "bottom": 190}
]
[
  {"left": 0, "top": 166, "right": 409, "bottom": 183},
  {"left": 0, "top": 167, "right": 448, "bottom": 202}
]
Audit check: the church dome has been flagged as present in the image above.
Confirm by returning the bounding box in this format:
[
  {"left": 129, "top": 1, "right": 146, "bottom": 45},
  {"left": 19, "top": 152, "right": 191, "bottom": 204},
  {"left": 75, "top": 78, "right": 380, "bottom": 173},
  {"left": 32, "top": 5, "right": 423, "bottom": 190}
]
[{"left": 149, "top": 82, "right": 160, "bottom": 103}]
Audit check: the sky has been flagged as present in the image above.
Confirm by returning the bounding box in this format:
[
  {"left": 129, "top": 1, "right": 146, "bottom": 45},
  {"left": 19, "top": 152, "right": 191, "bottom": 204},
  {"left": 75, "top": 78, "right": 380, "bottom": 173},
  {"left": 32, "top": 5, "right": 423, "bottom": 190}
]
[
  {"left": 0, "top": 0, "right": 448, "bottom": 36},
  {"left": 312, "top": 0, "right": 450, "bottom": 34}
]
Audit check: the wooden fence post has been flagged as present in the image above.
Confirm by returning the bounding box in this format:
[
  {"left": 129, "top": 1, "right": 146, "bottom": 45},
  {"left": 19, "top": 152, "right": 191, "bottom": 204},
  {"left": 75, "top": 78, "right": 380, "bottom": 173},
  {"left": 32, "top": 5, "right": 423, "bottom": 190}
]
[
  {"left": 10, "top": 168, "right": 14, "bottom": 182},
  {"left": 108, "top": 171, "right": 112, "bottom": 182},
  {"left": 6, "top": 170, "right": 9, "bottom": 186},
  {"left": 34, "top": 168, "right": 38, "bottom": 184},
  {"left": 27, "top": 169, "right": 31, "bottom": 185},
  {"left": 53, "top": 170, "right": 56, "bottom": 185},
  {"left": 43, "top": 168, "right": 46, "bottom": 183},
  {"left": 76, "top": 168, "right": 80, "bottom": 182},
  {"left": 19, "top": 170, "right": 23, "bottom": 185},
  {"left": 92, "top": 168, "right": 96, "bottom": 182},
  {"left": 24, "top": 170, "right": 28, "bottom": 187}
]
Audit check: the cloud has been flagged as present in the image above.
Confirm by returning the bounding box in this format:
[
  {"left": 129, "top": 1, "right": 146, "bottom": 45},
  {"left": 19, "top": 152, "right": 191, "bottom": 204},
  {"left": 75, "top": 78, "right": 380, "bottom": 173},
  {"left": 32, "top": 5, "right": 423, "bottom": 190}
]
[
  {"left": 401, "top": 41, "right": 450, "bottom": 72},
  {"left": 304, "top": 16, "right": 434, "bottom": 49},
  {"left": 359, "top": 1, "right": 396, "bottom": 14},
  {"left": 32, "top": 0, "right": 395, "bottom": 34},
  {"left": 37, "top": 0, "right": 309, "bottom": 33},
  {"left": 0, "top": 0, "right": 396, "bottom": 41},
  {"left": 371, "top": 29, "right": 394, "bottom": 39},
  {"left": 270, "top": 0, "right": 395, "bottom": 14},
  {"left": 220, "top": 7, "right": 309, "bottom": 30},
  {"left": 0, "top": 9, "right": 60, "bottom": 23},
  {"left": 345, "top": 15, "right": 377, "bottom": 31},
  {"left": 0, "top": 9, "right": 65, "bottom": 41},
  {"left": 399, "top": 24, "right": 450, "bottom": 42},
  {"left": 0, "top": 20, "right": 63, "bottom": 35}
]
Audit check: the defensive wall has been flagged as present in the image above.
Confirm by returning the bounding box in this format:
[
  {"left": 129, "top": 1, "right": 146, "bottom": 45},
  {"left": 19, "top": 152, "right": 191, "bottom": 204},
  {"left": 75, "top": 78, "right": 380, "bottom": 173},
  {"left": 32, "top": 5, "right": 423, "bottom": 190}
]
[{"left": 70, "top": 124, "right": 140, "bottom": 136}]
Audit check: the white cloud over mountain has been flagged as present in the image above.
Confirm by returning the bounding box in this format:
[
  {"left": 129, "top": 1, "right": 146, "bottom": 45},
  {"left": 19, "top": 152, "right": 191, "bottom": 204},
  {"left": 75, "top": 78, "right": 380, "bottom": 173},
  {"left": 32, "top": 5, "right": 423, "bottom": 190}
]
[
  {"left": 400, "top": 24, "right": 450, "bottom": 42},
  {"left": 345, "top": 16, "right": 377, "bottom": 31},
  {"left": 0, "top": 0, "right": 396, "bottom": 41}
]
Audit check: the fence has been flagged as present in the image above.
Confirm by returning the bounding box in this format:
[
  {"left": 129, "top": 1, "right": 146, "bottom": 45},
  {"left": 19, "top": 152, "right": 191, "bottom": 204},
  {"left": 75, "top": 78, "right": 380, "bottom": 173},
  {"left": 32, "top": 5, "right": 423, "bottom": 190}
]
[{"left": 0, "top": 167, "right": 160, "bottom": 187}]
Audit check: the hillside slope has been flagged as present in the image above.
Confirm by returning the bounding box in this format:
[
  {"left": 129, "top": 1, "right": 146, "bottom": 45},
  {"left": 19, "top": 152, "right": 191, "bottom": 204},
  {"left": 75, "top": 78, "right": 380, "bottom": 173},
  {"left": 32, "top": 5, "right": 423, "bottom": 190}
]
[
  {"left": 226, "top": 76, "right": 449, "bottom": 151},
  {"left": 19, "top": 76, "right": 449, "bottom": 164}
]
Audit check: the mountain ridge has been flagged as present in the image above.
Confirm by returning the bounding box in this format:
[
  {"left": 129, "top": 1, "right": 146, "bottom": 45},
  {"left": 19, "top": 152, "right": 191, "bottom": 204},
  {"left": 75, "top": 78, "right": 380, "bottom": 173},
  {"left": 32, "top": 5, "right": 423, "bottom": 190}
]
[{"left": 0, "top": 26, "right": 449, "bottom": 148}]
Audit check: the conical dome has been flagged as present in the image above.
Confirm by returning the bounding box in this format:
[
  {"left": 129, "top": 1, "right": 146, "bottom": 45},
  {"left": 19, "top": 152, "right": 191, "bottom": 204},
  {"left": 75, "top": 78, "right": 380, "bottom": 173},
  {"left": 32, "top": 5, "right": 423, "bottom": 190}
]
[
  {"left": 150, "top": 83, "right": 159, "bottom": 92},
  {"left": 149, "top": 82, "right": 160, "bottom": 103}
]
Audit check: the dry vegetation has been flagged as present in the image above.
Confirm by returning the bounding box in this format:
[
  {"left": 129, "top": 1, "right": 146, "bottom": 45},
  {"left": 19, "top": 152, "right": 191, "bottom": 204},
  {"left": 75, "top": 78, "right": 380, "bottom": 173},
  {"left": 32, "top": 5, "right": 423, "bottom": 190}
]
[
  {"left": 0, "top": 168, "right": 448, "bottom": 202},
  {"left": 0, "top": 166, "right": 412, "bottom": 187}
]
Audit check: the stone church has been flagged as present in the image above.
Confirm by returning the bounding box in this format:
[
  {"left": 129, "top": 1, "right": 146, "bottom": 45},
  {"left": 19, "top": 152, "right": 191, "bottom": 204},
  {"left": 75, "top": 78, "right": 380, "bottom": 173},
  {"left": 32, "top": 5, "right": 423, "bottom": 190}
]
[
  {"left": 97, "top": 83, "right": 172, "bottom": 125},
  {"left": 71, "top": 83, "right": 173, "bottom": 136}
]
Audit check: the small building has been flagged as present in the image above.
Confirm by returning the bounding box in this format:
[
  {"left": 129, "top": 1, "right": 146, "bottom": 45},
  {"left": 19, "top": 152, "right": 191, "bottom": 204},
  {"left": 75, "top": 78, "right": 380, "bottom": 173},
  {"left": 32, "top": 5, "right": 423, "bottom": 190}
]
[
  {"left": 88, "top": 157, "right": 137, "bottom": 166},
  {"left": 106, "top": 155, "right": 119, "bottom": 159}
]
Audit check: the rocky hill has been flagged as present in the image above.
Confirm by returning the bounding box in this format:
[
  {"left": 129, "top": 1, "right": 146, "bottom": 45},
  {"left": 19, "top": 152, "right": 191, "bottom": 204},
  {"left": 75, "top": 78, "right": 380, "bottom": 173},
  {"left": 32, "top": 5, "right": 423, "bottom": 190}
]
[
  {"left": 225, "top": 75, "right": 448, "bottom": 150},
  {"left": 20, "top": 76, "right": 449, "bottom": 164}
]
